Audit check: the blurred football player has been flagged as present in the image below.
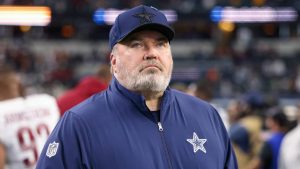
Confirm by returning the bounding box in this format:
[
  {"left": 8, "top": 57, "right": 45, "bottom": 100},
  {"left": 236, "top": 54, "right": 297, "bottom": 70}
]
[{"left": 0, "top": 66, "right": 60, "bottom": 169}]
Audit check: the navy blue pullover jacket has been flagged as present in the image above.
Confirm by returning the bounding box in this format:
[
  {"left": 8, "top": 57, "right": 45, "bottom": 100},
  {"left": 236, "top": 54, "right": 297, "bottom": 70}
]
[{"left": 36, "top": 78, "right": 238, "bottom": 169}]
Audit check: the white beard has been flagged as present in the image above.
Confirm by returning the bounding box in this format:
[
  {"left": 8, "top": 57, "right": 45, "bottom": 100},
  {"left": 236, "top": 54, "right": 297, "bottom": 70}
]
[{"left": 116, "top": 61, "right": 172, "bottom": 92}]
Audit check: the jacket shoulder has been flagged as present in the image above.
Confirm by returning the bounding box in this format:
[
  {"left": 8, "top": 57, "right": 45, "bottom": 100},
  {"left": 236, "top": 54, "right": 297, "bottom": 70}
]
[
  {"left": 171, "top": 89, "right": 212, "bottom": 109},
  {"left": 66, "top": 90, "right": 109, "bottom": 118}
]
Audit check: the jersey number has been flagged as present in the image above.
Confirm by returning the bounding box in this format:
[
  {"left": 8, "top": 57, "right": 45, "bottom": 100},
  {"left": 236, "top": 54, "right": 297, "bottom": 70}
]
[{"left": 17, "top": 123, "right": 50, "bottom": 167}]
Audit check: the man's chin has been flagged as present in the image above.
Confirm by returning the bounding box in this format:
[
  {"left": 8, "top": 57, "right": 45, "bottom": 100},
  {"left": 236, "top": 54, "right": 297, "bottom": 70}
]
[
  {"left": 140, "top": 69, "right": 163, "bottom": 77},
  {"left": 139, "top": 73, "right": 160, "bottom": 81},
  {"left": 141, "top": 67, "right": 161, "bottom": 74},
  {"left": 137, "top": 76, "right": 168, "bottom": 91}
]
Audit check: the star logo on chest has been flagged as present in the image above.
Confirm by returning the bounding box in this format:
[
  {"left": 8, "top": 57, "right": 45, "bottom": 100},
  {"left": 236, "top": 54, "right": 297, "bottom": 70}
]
[
  {"left": 187, "top": 132, "right": 207, "bottom": 153},
  {"left": 133, "top": 10, "right": 155, "bottom": 24}
]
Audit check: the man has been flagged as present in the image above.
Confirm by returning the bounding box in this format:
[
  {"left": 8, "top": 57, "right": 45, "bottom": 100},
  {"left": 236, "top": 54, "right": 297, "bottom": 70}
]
[
  {"left": 36, "top": 5, "right": 238, "bottom": 169},
  {"left": 57, "top": 64, "right": 112, "bottom": 115},
  {"left": 227, "top": 98, "right": 263, "bottom": 169},
  {"left": 0, "top": 66, "right": 60, "bottom": 169},
  {"left": 279, "top": 104, "right": 300, "bottom": 169},
  {"left": 252, "top": 107, "right": 288, "bottom": 169},
  {"left": 194, "top": 80, "right": 230, "bottom": 130}
]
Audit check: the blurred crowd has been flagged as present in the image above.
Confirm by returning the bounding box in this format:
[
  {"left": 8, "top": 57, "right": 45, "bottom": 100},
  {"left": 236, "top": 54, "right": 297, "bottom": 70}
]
[
  {"left": 1, "top": 39, "right": 300, "bottom": 168},
  {"left": 1, "top": 39, "right": 300, "bottom": 99},
  {"left": 185, "top": 46, "right": 300, "bottom": 98},
  {"left": 0, "top": 40, "right": 111, "bottom": 96}
]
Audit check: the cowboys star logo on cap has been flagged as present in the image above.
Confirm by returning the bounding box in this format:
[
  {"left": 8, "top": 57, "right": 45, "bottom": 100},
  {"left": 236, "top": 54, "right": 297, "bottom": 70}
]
[
  {"left": 46, "top": 141, "right": 59, "bottom": 158},
  {"left": 108, "top": 5, "right": 174, "bottom": 50},
  {"left": 132, "top": 7, "right": 155, "bottom": 24}
]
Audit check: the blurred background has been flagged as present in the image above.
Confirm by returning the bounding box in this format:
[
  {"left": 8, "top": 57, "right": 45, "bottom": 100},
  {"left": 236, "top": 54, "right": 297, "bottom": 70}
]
[
  {"left": 1, "top": 0, "right": 300, "bottom": 121},
  {"left": 1, "top": 1, "right": 300, "bottom": 109},
  {"left": 1, "top": 0, "right": 300, "bottom": 168},
  {"left": 1, "top": 0, "right": 300, "bottom": 99}
]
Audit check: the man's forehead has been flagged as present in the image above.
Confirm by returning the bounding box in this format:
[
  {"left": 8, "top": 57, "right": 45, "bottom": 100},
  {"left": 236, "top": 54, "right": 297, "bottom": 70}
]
[{"left": 121, "top": 30, "right": 168, "bottom": 42}]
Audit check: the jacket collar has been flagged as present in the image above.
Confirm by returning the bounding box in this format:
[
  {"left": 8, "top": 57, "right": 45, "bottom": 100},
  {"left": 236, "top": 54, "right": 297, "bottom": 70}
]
[{"left": 109, "top": 77, "right": 173, "bottom": 120}]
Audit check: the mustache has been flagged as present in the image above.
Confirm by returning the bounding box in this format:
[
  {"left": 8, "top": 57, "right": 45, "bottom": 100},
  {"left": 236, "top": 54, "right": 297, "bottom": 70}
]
[{"left": 139, "top": 61, "right": 163, "bottom": 72}]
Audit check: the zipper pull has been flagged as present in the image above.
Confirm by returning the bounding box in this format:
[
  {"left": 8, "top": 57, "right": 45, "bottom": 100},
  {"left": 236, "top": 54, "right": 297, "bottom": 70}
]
[{"left": 157, "top": 122, "right": 163, "bottom": 131}]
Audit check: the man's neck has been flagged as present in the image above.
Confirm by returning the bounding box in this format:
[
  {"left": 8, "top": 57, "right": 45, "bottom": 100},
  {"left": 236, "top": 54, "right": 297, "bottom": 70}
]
[{"left": 142, "top": 91, "right": 163, "bottom": 111}]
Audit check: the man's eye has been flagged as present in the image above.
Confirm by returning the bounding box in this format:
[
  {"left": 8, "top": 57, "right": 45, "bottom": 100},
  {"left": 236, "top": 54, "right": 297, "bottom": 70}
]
[
  {"left": 130, "top": 42, "right": 143, "bottom": 48},
  {"left": 157, "top": 41, "right": 167, "bottom": 47}
]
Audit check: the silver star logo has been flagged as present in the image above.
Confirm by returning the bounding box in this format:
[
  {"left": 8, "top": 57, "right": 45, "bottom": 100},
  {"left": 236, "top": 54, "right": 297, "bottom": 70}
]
[{"left": 187, "top": 132, "right": 207, "bottom": 153}]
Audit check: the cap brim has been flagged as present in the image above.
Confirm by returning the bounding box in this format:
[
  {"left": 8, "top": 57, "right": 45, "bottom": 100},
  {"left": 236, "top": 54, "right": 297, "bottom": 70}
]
[{"left": 118, "top": 23, "right": 175, "bottom": 43}]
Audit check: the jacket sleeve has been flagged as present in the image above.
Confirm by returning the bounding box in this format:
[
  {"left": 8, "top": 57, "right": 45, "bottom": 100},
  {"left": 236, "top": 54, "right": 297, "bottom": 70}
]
[{"left": 36, "top": 111, "right": 91, "bottom": 169}]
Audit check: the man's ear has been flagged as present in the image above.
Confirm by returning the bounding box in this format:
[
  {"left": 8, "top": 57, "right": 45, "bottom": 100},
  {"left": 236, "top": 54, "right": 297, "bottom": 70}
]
[{"left": 110, "top": 53, "right": 117, "bottom": 73}]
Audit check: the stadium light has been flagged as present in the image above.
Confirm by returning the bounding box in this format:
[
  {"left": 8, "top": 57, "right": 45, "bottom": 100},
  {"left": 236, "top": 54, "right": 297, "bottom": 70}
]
[
  {"left": 0, "top": 6, "right": 51, "bottom": 26},
  {"left": 211, "top": 6, "right": 298, "bottom": 23},
  {"left": 93, "top": 8, "right": 177, "bottom": 25}
]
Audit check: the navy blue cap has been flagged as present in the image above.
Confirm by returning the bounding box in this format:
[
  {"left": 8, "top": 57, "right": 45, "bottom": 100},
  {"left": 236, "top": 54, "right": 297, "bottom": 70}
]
[{"left": 109, "top": 5, "right": 175, "bottom": 50}]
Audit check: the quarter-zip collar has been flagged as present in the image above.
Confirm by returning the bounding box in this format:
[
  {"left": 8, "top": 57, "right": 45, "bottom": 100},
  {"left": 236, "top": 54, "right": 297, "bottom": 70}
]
[{"left": 109, "top": 77, "right": 173, "bottom": 122}]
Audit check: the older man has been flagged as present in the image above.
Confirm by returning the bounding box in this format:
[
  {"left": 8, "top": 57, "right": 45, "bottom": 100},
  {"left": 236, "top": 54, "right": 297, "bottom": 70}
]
[{"left": 36, "top": 5, "right": 238, "bottom": 169}]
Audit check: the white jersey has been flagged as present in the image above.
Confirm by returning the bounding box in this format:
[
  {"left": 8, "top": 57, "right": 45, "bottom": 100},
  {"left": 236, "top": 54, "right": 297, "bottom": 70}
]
[
  {"left": 279, "top": 123, "right": 300, "bottom": 169},
  {"left": 211, "top": 103, "right": 230, "bottom": 131},
  {"left": 0, "top": 94, "right": 60, "bottom": 169}
]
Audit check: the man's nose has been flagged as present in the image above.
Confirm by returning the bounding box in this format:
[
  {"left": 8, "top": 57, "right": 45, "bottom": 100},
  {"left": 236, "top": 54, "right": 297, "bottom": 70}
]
[{"left": 143, "top": 46, "right": 158, "bottom": 60}]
